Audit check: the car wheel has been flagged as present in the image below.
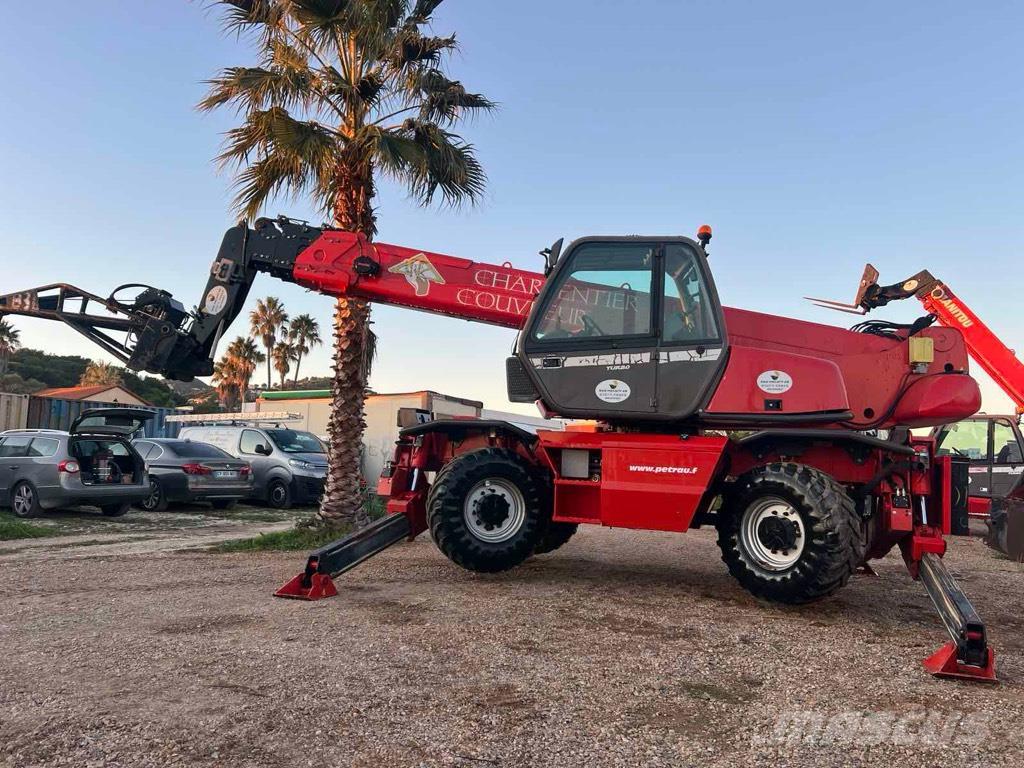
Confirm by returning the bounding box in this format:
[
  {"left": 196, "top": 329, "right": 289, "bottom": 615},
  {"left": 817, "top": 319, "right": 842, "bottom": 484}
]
[
  {"left": 101, "top": 502, "right": 131, "bottom": 517},
  {"left": 211, "top": 499, "right": 237, "bottom": 510},
  {"left": 137, "top": 478, "right": 168, "bottom": 512},
  {"left": 11, "top": 481, "right": 41, "bottom": 518},
  {"left": 267, "top": 480, "right": 292, "bottom": 510}
]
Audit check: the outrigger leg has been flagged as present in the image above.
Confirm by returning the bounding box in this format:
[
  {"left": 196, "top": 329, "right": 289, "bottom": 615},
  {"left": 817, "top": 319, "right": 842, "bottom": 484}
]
[
  {"left": 915, "top": 551, "right": 997, "bottom": 682},
  {"left": 274, "top": 514, "right": 413, "bottom": 600}
]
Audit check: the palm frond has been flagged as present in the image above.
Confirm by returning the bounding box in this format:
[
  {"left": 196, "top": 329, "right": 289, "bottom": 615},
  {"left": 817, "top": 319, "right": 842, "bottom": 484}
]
[
  {"left": 413, "top": 69, "right": 496, "bottom": 124},
  {"left": 370, "top": 120, "right": 486, "bottom": 206},
  {"left": 199, "top": 66, "right": 313, "bottom": 113},
  {"left": 408, "top": 0, "right": 444, "bottom": 25}
]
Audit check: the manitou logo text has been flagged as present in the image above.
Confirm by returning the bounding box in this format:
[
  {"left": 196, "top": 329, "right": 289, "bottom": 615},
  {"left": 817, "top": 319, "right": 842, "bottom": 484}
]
[
  {"left": 628, "top": 465, "right": 699, "bottom": 475},
  {"left": 938, "top": 298, "right": 974, "bottom": 328},
  {"left": 389, "top": 253, "right": 446, "bottom": 297}
]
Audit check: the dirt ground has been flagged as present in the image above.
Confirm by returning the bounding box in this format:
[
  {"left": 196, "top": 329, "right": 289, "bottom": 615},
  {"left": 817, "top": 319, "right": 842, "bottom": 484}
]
[{"left": 2, "top": 515, "right": 1023, "bottom": 768}]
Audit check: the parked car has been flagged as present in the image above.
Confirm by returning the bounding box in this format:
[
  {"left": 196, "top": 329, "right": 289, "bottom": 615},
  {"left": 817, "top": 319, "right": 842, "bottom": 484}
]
[
  {"left": 0, "top": 408, "right": 152, "bottom": 518},
  {"left": 131, "top": 438, "right": 254, "bottom": 511},
  {"left": 176, "top": 424, "right": 327, "bottom": 509}
]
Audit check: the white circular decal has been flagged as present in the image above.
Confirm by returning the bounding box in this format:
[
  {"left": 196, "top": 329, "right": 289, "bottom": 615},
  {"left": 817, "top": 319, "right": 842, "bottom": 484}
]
[
  {"left": 595, "top": 379, "right": 631, "bottom": 403},
  {"left": 757, "top": 370, "right": 793, "bottom": 394},
  {"left": 204, "top": 285, "right": 229, "bottom": 315}
]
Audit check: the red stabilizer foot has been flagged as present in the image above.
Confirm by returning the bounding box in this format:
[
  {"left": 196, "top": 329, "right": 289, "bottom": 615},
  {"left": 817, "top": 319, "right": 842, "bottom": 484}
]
[
  {"left": 922, "top": 642, "right": 997, "bottom": 683},
  {"left": 274, "top": 572, "right": 338, "bottom": 601}
]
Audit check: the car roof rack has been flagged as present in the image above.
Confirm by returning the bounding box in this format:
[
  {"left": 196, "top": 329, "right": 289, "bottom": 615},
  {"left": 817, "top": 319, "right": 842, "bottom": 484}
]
[{"left": 166, "top": 411, "right": 303, "bottom": 428}]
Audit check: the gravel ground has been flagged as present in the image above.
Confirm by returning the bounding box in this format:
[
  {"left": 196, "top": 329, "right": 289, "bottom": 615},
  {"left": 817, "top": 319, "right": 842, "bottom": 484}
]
[{"left": 2, "top": 523, "right": 1023, "bottom": 768}]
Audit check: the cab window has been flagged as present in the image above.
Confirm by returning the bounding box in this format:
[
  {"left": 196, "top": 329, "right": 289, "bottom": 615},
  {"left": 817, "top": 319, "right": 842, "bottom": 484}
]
[
  {"left": 240, "top": 429, "right": 267, "bottom": 454},
  {"left": 936, "top": 420, "right": 989, "bottom": 462},
  {"left": 662, "top": 244, "right": 719, "bottom": 344},
  {"left": 993, "top": 421, "right": 1022, "bottom": 464},
  {"left": 532, "top": 242, "right": 654, "bottom": 341}
]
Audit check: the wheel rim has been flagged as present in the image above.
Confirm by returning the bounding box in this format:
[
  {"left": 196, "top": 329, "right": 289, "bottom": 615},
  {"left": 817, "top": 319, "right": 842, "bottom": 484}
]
[
  {"left": 270, "top": 483, "right": 287, "bottom": 506},
  {"left": 739, "top": 496, "right": 805, "bottom": 572},
  {"left": 143, "top": 480, "right": 160, "bottom": 510},
  {"left": 463, "top": 478, "right": 526, "bottom": 543},
  {"left": 13, "top": 485, "right": 32, "bottom": 516}
]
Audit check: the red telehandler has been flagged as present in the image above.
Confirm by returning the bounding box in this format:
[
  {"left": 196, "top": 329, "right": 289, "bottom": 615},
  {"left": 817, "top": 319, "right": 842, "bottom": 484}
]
[
  {"left": 811, "top": 265, "right": 1024, "bottom": 556},
  {"left": 0, "top": 217, "right": 998, "bottom": 681}
]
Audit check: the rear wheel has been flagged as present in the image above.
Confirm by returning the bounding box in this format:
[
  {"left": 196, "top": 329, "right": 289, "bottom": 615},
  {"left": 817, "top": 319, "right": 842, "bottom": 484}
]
[
  {"left": 716, "top": 462, "right": 862, "bottom": 604},
  {"left": 101, "top": 502, "right": 131, "bottom": 517},
  {"left": 266, "top": 480, "right": 292, "bottom": 510},
  {"left": 534, "top": 522, "right": 578, "bottom": 555},
  {"left": 137, "top": 478, "right": 168, "bottom": 512},
  {"left": 11, "top": 482, "right": 41, "bottom": 518},
  {"left": 428, "top": 448, "right": 550, "bottom": 573}
]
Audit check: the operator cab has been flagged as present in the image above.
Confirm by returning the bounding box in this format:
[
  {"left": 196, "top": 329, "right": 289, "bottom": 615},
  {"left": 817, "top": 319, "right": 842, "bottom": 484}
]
[
  {"left": 934, "top": 415, "right": 1024, "bottom": 512},
  {"left": 509, "top": 235, "right": 727, "bottom": 421}
]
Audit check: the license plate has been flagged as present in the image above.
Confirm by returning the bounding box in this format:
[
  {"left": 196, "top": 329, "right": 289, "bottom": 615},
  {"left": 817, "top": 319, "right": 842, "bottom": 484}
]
[{"left": 214, "top": 471, "right": 238, "bottom": 479}]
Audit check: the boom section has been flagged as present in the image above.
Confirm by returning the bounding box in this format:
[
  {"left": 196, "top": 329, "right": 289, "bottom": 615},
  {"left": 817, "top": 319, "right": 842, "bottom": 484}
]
[{"left": 287, "top": 227, "right": 543, "bottom": 328}]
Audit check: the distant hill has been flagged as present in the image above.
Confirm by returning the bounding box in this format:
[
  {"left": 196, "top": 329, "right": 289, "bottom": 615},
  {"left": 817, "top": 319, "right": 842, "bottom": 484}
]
[{"left": 4, "top": 349, "right": 186, "bottom": 408}]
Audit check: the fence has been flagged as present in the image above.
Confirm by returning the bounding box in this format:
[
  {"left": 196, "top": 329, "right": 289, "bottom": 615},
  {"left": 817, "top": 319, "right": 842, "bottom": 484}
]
[
  {"left": 0, "top": 393, "right": 29, "bottom": 432},
  {"left": 25, "top": 397, "right": 183, "bottom": 438}
]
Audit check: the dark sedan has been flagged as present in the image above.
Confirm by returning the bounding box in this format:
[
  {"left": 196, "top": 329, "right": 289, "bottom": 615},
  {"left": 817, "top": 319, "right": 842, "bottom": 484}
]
[{"left": 132, "top": 438, "right": 253, "bottom": 511}]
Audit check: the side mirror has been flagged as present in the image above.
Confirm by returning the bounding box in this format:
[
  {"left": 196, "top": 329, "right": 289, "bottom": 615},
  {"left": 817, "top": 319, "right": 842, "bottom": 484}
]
[
  {"left": 255, "top": 444, "right": 271, "bottom": 456},
  {"left": 540, "top": 237, "right": 563, "bottom": 276}
]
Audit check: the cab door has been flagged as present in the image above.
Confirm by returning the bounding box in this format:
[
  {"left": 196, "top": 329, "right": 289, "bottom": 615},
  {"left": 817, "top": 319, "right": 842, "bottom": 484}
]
[
  {"left": 655, "top": 242, "right": 728, "bottom": 419},
  {"left": 991, "top": 418, "right": 1024, "bottom": 498},
  {"left": 521, "top": 239, "right": 660, "bottom": 419}
]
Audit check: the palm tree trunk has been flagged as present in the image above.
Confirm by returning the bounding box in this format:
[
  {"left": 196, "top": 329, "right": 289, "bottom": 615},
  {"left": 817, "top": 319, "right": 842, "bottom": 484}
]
[
  {"left": 267, "top": 348, "right": 273, "bottom": 390},
  {"left": 292, "top": 351, "right": 302, "bottom": 385},
  {"left": 317, "top": 157, "right": 376, "bottom": 529}
]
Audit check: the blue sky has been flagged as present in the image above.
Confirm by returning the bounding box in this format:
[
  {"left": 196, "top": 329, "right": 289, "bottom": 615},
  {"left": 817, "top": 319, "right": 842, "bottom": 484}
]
[{"left": 1, "top": 1, "right": 1021, "bottom": 414}]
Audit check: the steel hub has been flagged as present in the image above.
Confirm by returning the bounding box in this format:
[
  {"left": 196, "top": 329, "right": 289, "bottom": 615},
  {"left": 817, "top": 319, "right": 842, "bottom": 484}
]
[
  {"left": 13, "top": 485, "right": 33, "bottom": 516},
  {"left": 739, "top": 496, "right": 805, "bottom": 572},
  {"left": 464, "top": 478, "right": 526, "bottom": 543}
]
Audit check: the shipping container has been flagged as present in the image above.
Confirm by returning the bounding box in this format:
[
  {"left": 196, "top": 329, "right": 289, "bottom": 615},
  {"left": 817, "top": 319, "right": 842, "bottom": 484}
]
[
  {"left": 0, "top": 393, "right": 29, "bottom": 432},
  {"left": 26, "top": 396, "right": 183, "bottom": 438}
]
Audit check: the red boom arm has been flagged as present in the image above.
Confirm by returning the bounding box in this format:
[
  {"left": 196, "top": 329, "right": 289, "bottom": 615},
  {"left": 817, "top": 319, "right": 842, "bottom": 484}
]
[{"left": 290, "top": 230, "right": 545, "bottom": 329}]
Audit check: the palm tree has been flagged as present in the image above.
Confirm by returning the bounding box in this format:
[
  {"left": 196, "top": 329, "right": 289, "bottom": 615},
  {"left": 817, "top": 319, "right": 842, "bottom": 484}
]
[
  {"left": 250, "top": 296, "right": 289, "bottom": 388},
  {"left": 212, "top": 357, "right": 243, "bottom": 409},
  {"left": 287, "top": 313, "right": 321, "bottom": 385},
  {"left": 203, "top": 1, "right": 492, "bottom": 529},
  {"left": 0, "top": 320, "right": 20, "bottom": 375},
  {"left": 272, "top": 340, "right": 293, "bottom": 388},
  {"left": 226, "top": 336, "right": 266, "bottom": 407},
  {"left": 80, "top": 361, "right": 124, "bottom": 387}
]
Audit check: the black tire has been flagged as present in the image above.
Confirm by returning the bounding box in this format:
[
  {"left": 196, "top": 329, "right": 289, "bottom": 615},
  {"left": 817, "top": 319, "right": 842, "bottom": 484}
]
[
  {"left": 716, "top": 462, "right": 863, "bottom": 604},
  {"left": 101, "top": 502, "right": 131, "bottom": 517},
  {"left": 427, "top": 448, "right": 551, "bottom": 573},
  {"left": 10, "top": 481, "right": 41, "bottom": 518},
  {"left": 266, "top": 480, "right": 292, "bottom": 510},
  {"left": 211, "top": 499, "right": 237, "bottom": 510},
  {"left": 137, "top": 478, "right": 168, "bottom": 512},
  {"left": 534, "top": 522, "right": 578, "bottom": 555}
]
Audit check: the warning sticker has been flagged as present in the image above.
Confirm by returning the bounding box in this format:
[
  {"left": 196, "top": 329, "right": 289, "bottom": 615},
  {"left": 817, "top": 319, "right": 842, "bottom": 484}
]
[
  {"left": 757, "top": 370, "right": 793, "bottom": 394},
  {"left": 595, "top": 379, "right": 631, "bottom": 403},
  {"left": 204, "top": 285, "right": 228, "bottom": 315}
]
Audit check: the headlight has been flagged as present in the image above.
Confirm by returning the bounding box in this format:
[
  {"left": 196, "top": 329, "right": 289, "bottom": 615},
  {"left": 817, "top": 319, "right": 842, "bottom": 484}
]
[{"left": 289, "top": 458, "right": 314, "bottom": 470}]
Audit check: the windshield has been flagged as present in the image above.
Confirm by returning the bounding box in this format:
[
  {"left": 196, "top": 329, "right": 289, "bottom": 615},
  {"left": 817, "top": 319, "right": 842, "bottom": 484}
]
[{"left": 264, "top": 428, "right": 326, "bottom": 454}]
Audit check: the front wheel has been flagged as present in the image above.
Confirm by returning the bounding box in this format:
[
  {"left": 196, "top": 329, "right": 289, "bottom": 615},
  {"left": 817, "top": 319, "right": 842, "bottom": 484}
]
[
  {"left": 716, "top": 462, "right": 863, "bottom": 604},
  {"left": 137, "top": 478, "right": 168, "bottom": 512},
  {"left": 266, "top": 480, "right": 292, "bottom": 510},
  {"left": 427, "top": 448, "right": 551, "bottom": 573}
]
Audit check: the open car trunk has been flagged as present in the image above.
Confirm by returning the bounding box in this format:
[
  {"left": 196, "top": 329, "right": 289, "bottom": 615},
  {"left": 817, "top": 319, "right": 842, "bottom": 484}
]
[{"left": 70, "top": 437, "right": 146, "bottom": 486}]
